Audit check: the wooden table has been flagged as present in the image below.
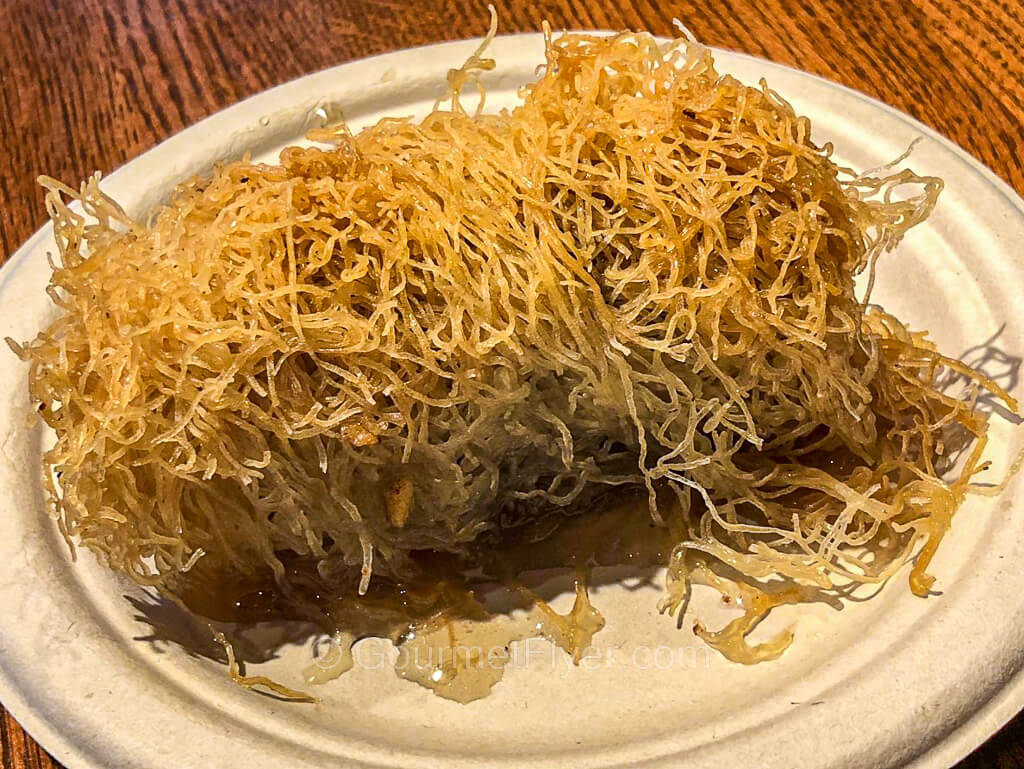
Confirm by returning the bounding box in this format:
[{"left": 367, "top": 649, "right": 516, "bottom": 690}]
[{"left": 1, "top": 0, "right": 1022, "bottom": 766}]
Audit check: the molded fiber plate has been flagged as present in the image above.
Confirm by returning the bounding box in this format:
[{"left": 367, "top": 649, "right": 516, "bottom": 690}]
[{"left": 0, "top": 33, "right": 1023, "bottom": 769}]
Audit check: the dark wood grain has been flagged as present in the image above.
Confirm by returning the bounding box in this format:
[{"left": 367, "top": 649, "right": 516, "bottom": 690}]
[{"left": 1, "top": 1, "right": 1022, "bottom": 767}]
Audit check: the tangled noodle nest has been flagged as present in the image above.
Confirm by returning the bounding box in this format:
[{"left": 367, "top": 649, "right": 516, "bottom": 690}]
[{"left": 13, "top": 22, "right": 1019, "bottom": 661}]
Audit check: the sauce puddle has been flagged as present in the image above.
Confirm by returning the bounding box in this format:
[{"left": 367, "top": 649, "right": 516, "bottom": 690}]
[{"left": 177, "top": 488, "right": 685, "bottom": 701}]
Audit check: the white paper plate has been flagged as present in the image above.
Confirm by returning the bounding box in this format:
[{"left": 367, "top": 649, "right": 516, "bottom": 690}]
[{"left": 2, "top": 33, "right": 1023, "bottom": 769}]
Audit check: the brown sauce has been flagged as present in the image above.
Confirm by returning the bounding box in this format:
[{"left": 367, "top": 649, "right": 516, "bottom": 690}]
[{"left": 177, "top": 487, "right": 686, "bottom": 701}]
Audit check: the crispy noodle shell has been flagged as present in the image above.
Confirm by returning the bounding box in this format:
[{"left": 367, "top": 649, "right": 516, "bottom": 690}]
[{"left": 13, "top": 29, "right": 1019, "bottom": 665}]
